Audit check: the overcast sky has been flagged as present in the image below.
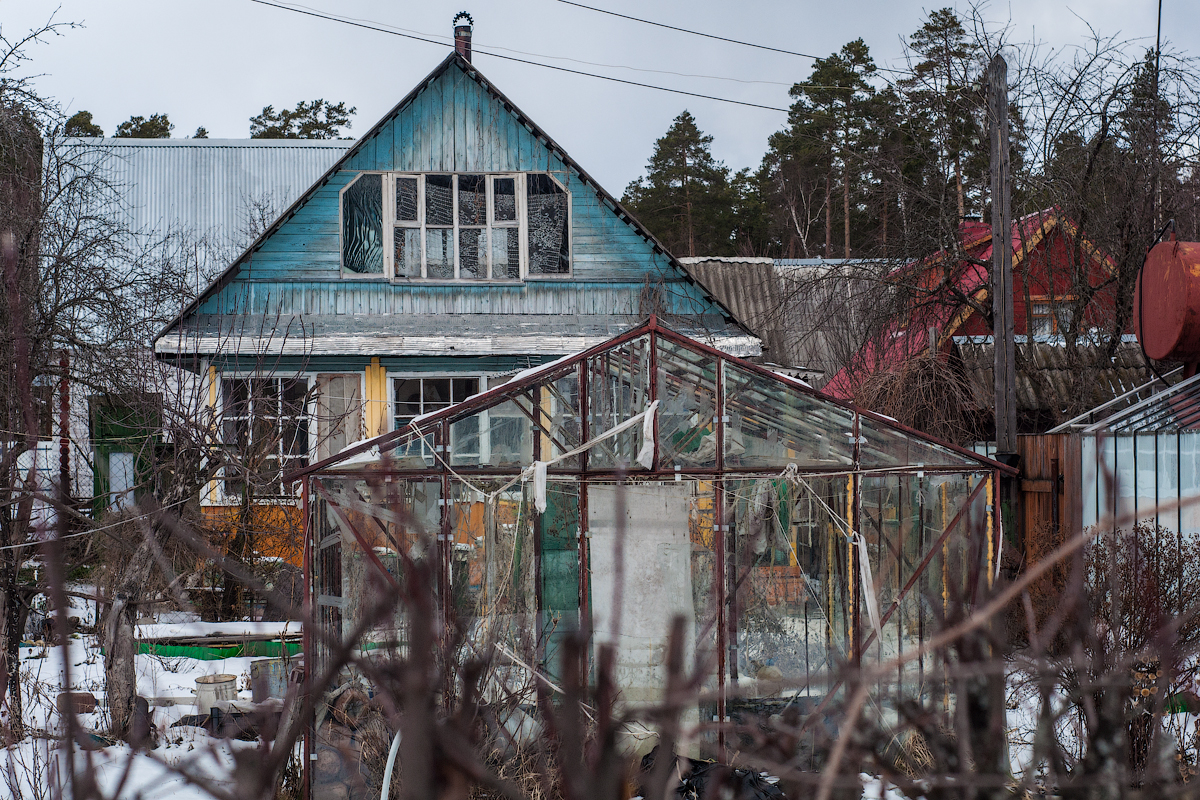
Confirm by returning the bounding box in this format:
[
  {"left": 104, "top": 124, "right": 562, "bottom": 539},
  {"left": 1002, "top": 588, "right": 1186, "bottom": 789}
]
[{"left": 4, "top": 0, "right": 1190, "bottom": 194}]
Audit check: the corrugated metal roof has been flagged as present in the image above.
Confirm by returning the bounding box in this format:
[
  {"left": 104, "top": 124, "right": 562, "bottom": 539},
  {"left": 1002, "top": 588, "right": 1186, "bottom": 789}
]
[
  {"left": 953, "top": 337, "right": 1154, "bottom": 423},
  {"left": 681, "top": 259, "right": 796, "bottom": 365},
  {"left": 76, "top": 137, "right": 349, "bottom": 252}
]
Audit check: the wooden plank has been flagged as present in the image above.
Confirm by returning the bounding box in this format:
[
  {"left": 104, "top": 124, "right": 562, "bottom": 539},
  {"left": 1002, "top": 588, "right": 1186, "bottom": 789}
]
[
  {"left": 453, "top": 68, "right": 468, "bottom": 172},
  {"left": 429, "top": 75, "right": 444, "bottom": 171}
]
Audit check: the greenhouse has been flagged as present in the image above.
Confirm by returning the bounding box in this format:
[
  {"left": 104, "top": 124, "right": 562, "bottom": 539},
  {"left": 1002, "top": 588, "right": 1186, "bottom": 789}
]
[
  {"left": 1054, "top": 370, "right": 1200, "bottom": 534},
  {"left": 294, "top": 318, "right": 1009, "bottom": 797}
]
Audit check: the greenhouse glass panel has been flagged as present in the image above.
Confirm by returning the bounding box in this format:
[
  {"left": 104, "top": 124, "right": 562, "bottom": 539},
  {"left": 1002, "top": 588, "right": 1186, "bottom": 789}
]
[
  {"left": 310, "top": 476, "right": 441, "bottom": 799},
  {"left": 858, "top": 413, "right": 978, "bottom": 468},
  {"left": 728, "top": 475, "right": 849, "bottom": 700},
  {"left": 722, "top": 361, "right": 854, "bottom": 469},
  {"left": 537, "top": 367, "right": 583, "bottom": 468},
  {"left": 657, "top": 337, "right": 717, "bottom": 468},
  {"left": 301, "top": 320, "right": 1004, "bottom": 784},
  {"left": 448, "top": 394, "right": 534, "bottom": 468},
  {"left": 586, "top": 336, "right": 651, "bottom": 470}
]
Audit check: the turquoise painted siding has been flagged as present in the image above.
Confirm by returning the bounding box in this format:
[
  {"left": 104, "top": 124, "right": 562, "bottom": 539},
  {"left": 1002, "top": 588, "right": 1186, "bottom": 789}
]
[
  {"left": 196, "top": 280, "right": 714, "bottom": 317},
  {"left": 205, "top": 61, "right": 712, "bottom": 310}
]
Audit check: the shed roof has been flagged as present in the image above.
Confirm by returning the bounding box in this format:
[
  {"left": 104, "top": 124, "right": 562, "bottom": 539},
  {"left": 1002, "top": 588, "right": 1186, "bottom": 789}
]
[
  {"left": 73, "top": 137, "right": 348, "bottom": 252},
  {"left": 953, "top": 336, "right": 1155, "bottom": 423}
]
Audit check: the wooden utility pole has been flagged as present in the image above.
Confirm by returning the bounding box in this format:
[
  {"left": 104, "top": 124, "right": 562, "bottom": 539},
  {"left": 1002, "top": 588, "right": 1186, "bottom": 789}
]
[{"left": 989, "top": 54, "right": 1016, "bottom": 456}]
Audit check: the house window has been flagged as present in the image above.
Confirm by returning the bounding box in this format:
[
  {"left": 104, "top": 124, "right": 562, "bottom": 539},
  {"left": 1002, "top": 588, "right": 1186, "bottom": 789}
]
[
  {"left": 393, "top": 377, "right": 481, "bottom": 463},
  {"left": 342, "top": 172, "right": 570, "bottom": 281},
  {"left": 393, "top": 377, "right": 480, "bottom": 429},
  {"left": 108, "top": 452, "right": 136, "bottom": 511},
  {"left": 1030, "top": 300, "right": 1072, "bottom": 335},
  {"left": 221, "top": 377, "right": 310, "bottom": 497}
]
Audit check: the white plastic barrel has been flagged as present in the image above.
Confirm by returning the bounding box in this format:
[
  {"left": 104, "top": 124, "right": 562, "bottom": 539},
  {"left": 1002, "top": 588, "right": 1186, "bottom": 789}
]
[{"left": 195, "top": 674, "right": 238, "bottom": 715}]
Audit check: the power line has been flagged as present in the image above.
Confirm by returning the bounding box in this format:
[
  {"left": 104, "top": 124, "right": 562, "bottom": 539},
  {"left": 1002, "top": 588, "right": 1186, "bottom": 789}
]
[
  {"left": 553, "top": 0, "right": 821, "bottom": 59},
  {"left": 269, "top": 2, "right": 794, "bottom": 87},
  {"left": 248, "top": 0, "right": 789, "bottom": 112},
  {"left": 553, "top": 0, "right": 910, "bottom": 76}
]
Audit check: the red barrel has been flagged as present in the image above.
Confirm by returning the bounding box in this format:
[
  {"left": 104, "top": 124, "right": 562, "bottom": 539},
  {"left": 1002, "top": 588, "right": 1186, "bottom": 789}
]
[{"left": 1135, "top": 240, "right": 1200, "bottom": 361}]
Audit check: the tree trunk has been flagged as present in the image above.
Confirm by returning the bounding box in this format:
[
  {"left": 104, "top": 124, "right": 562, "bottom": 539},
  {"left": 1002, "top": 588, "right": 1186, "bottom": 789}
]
[
  {"left": 843, "top": 165, "right": 851, "bottom": 258},
  {"left": 825, "top": 173, "right": 832, "bottom": 257},
  {"left": 0, "top": 549, "right": 23, "bottom": 740},
  {"left": 104, "top": 534, "right": 158, "bottom": 740},
  {"left": 881, "top": 195, "right": 889, "bottom": 256},
  {"left": 955, "top": 153, "right": 965, "bottom": 220}
]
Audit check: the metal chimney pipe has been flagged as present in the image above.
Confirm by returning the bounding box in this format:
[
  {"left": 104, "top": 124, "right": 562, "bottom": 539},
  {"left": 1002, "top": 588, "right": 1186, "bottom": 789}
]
[{"left": 453, "top": 12, "right": 473, "bottom": 62}]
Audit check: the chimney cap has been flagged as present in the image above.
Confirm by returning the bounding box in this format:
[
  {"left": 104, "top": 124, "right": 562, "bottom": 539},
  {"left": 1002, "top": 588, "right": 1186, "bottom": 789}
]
[{"left": 453, "top": 11, "right": 473, "bottom": 61}]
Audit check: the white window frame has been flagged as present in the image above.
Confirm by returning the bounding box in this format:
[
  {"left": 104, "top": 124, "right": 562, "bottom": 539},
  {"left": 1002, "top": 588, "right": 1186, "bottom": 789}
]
[
  {"left": 214, "top": 373, "right": 317, "bottom": 504},
  {"left": 390, "top": 373, "right": 489, "bottom": 463},
  {"left": 340, "top": 171, "right": 572, "bottom": 282},
  {"left": 386, "top": 172, "right": 530, "bottom": 282}
]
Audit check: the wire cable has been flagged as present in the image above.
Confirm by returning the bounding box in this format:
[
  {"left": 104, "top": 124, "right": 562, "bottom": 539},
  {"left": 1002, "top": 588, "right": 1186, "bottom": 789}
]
[
  {"left": 0, "top": 497, "right": 191, "bottom": 551},
  {"left": 552, "top": 0, "right": 910, "bottom": 75},
  {"left": 248, "top": 0, "right": 789, "bottom": 112},
  {"left": 553, "top": 0, "right": 818, "bottom": 59},
  {"left": 268, "top": 1, "right": 795, "bottom": 87}
]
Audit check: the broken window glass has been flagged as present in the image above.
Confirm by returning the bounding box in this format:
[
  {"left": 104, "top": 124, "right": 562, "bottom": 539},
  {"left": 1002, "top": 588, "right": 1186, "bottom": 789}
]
[
  {"left": 490, "top": 227, "right": 520, "bottom": 280},
  {"left": 342, "top": 173, "right": 383, "bottom": 274},
  {"left": 458, "top": 174, "right": 487, "bottom": 225},
  {"left": 425, "top": 174, "right": 453, "bottom": 225},
  {"left": 494, "top": 177, "right": 517, "bottom": 221},
  {"left": 426, "top": 228, "right": 454, "bottom": 279},
  {"left": 395, "top": 176, "right": 418, "bottom": 222},
  {"left": 394, "top": 228, "right": 421, "bottom": 278},
  {"left": 527, "top": 174, "right": 569, "bottom": 275},
  {"left": 459, "top": 228, "right": 485, "bottom": 280}
]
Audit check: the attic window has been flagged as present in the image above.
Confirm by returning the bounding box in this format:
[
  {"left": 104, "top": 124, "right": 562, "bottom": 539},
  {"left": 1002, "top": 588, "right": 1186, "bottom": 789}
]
[
  {"left": 341, "top": 173, "right": 384, "bottom": 274},
  {"left": 341, "top": 172, "right": 570, "bottom": 280}
]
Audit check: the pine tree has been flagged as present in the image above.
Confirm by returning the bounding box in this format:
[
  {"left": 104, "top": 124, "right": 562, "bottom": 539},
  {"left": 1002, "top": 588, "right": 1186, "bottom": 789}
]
[
  {"left": 250, "top": 99, "right": 355, "bottom": 139},
  {"left": 899, "top": 9, "right": 987, "bottom": 221},
  {"left": 621, "top": 111, "right": 737, "bottom": 257},
  {"left": 63, "top": 110, "right": 102, "bottom": 137},
  {"left": 113, "top": 113, "right": 173, "bottom": 138},
  {"left": 763, "top": 39, "right": 879, "bottom": 258}
]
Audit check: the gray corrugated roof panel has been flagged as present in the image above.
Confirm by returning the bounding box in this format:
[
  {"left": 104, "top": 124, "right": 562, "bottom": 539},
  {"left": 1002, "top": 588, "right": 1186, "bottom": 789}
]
[
  {"left": 680, "top": 259, "right": 794, "bottom": 365},
  {"left": 69, "top": 137, "right": 350, "bottom": 252},
  {"left": 952, "top": 337, "right": 1154, "bottom": 423}
]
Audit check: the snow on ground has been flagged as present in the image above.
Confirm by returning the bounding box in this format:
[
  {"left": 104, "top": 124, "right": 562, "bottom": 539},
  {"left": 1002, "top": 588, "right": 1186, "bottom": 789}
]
[
  {"left": 0, "top": 587, "right": 291, "bottom": 800},
  {"left": 0, "top": 589, "right": 931, "bottom": 799},
  {"left": 135, "top": 621, "right": 295, "bottom": 641}
]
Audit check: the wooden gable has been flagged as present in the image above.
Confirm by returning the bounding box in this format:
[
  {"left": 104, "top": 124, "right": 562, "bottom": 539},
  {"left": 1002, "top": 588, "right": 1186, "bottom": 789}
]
[{"left": 155, "top": 53, "right": 755, "bottom": 371}]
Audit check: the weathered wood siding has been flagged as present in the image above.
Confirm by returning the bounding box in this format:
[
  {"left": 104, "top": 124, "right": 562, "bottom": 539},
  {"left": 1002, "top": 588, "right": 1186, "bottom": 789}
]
[
  {"left": 200, "top": 61, "right": 706, "bottom": 315},
  {"left": 1018, "top": 433, "right": 1082, "bottom": 563}
]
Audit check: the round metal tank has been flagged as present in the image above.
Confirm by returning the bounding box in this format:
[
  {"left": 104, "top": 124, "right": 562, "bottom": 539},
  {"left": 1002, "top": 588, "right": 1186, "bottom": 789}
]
[{"left": 1134, "top": 240, "right": 1200, "bottom": 361}]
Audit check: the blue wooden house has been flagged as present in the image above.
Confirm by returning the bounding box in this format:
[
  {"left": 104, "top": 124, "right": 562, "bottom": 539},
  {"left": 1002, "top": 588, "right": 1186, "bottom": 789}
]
[{"left": 154, "top": 39, "right": 757, "bottom": 508}]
